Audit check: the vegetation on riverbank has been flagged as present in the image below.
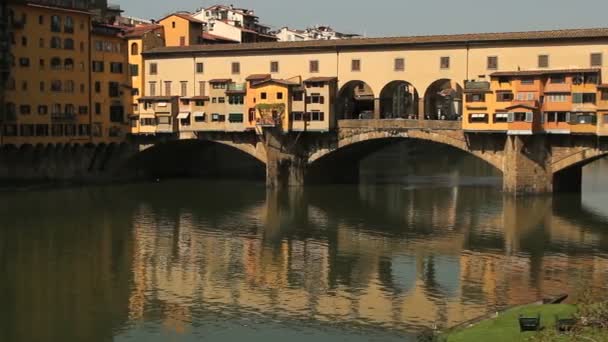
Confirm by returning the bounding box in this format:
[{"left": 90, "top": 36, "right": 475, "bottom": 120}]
[{"left": 437, "top": 297, "right": 608, "bottom": 342}]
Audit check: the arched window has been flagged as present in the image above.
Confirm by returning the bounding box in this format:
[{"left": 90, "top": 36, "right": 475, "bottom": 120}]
[
  {"left": 50, "top": 36, "right": 61, "bottom": 49},
  {"left": 51, "top": 57, "right": 61, "bottom": 70},
  {"left": 64, "top": 38, "right": 74, "bottom": 50},
  {"left": 65, "top": 80, "right": 75, "bottom": 93},
  {"left": 64, "top": 16, "right": 74, "bottom": 33},
  {"left": 131, "top": 42, "right": 139, "bottom": 55},
  {"left": 64, "top": 58, "right": 74, "bottom": 71},
  {"left": 50, "top": 15, "right": 61, "bottom": 32}
]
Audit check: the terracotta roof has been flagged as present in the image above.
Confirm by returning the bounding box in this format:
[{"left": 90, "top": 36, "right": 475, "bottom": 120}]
[
  {"left": 201, "top": 32, "right": 240, "bottom": 43},
  {"left": 208, "top": 78, "right": 232, "bottom": 83},
  {"left": 184, "top": 96, "right": 210, "bottom": 100},
  {"left": 124, "top": 24, "right": 162, "bottom": 38},
  {"left": 506, "top": 104, "right": 538, "bottom": 111},
  {"left": 138, "top": 96, "right": 178, "bottom": 101},
  {"left": 304, "top": 77, "right": 338, "bottom": 83},
  {"left": 144, "top": 27, "right": 608, "bottom": 56},
  {"left": 246, "top": 74, "right": 271, "bottom": 81},
  {"left": 159, "top": 12, "right": 204, "bottom": 24},
  {"left": 491, "top": 68, "right": 601, "bottom": 77},
  {"left": 26, "top": 3, "right": 92, "bottom": 15},
  {"left": 252, "top": 79, "right": 300, "bottom": 87}
]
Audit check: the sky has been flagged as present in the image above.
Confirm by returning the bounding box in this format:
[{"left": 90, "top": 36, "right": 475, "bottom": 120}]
[{"left": 113, "top": 0, "right": 608, "bottom": 37}]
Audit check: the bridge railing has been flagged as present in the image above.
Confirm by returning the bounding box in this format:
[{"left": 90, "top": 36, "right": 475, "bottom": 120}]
[{"left": 337, "top": 119, "right": 462, "bottom": 130}]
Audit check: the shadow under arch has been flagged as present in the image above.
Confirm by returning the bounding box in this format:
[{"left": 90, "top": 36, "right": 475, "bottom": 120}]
[
  {"left": 306, "top": 135, "right": 502, "bottom": 185},
  {"left": 379, "top": 80, "right": 419, "bottom": 119},
  {"left": 336, "top": 80, "right": 375, "bottom": 120},
  {"left": 126, "top": 139, "right": 266, "bottom": 181},
  {"left": 553, "top": 153, "right": 608, "bottom": 193},
  {"left": 424, "top": 79, "right": 463, "bottom": 120}
]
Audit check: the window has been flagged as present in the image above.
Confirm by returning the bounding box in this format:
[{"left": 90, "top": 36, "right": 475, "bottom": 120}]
[
  {"left": 21, "top": 36, "right": 27, "bottom": 46},
  {"left": 493, "top": 113, "right": 509, "bottom": 123},
  {"left": 311, "top": 111, "right": 325, "bottom": 121},
  {"left": 80, "top": 83, "right": 85, "bottom": 93},
  {"left": 20, "top": 105, "right": 31, "bottom": 115},
  {"left": 199, "top": 81, "right": 206, "bottom": 96},
  {"left": 38, "top": 15, "right": 43, "bottom": 25},
  {"left": 78, "top": 124, "right": 90, "bottom": 136},
  {"left": 38, "top": 105, "right": 48, "bottom": 115},
  {"left": 309, "top": 60, "right": 319, "bottom": 73},
  {"left": 164, "top": 81, "right": 172, "bottom": 96},
  {"left": 131, "top": 42, "right": 139, "bottom": 55},
  {"left": 604, "top": 114, "right": 608, "bottom": 125},
  {"left": 261, "top": 92, "right": 267, "bottom": 100},
  {"left": 572, "top": 93, "right": 596, "bottom": 104},
  {"left": 497, "top": 92, "right": 513, "bottom": 102},
  {"left": 231, "top": 62, "right": 240, "bottom": 74},
  {"left": 51, "top": 80, "right": 62, "bottom": 92},
  {"left": 64, "top": 16, "right": 74, "bottom": 33},
  {"left": 64, "top": 58, "right": 74, "bottom": 71},
  {"left": 546, "top": 112, "right": 568, "bottom": 123},
  {"left": 468, "top": 113, "right": 488, "bottom": 123},
  {"left": 306, "top": 93, "right": 324, "bottom": 104},
  {"left": 51, "top": 15, "right": 61, "bottom": 32},
  {"left": 591, "top": 53, "right": 603, "bottom": 67},
  {"left": 110, "top": 106, "right": 124, "bottom": 123},
  {"left": 218, "top": 97, "right": 225, "bottom": 103},
  {"left": 172, "top": 21, "right": 176, "bottom": 28},
  {"left": 94, "top": 41, "right": 103, "bottom": 51},
  {"left": 465, "top": 93, "right": 485, "bottom": 102},
  {"left": 550, "top": 75, "right": 565, "bottom": 84},
  {"left": 487, "top": 56, "right": 498, "bottom": 70},
  {"left": 276, "top": 92, "right": 283, "bottom": 100},
  {"left": 181, "top": 81, "right": 188, "bottom": 97},
  {"left": 194, "top": 114, "right": 206, "bottom": 122},
  {"left": 150, "top": 63, "right": 157, "bottom": 75},
  {"left": 19, "top": 57, "right": 29, "bottom": 67},
  {"left": 212, "top": 83, "right": 226, "bottom": 89},
  {"left": 50, "top": 36, "right": 61, "bottom": 48},
  {"left": 64, "top": 124, "right": 76, "bottom": 136},
  {"left": 95, "top": 103, "right": 101, "bottom": 115},
  {"left": 65, "top": 80, "right": 74, "bottom": 93},
  {"left": 228, "top": 113, "right": 244, "bottom": 123},
  {"left": 538, "top": 54, "right": 549, "bottom": 68},
  {"left": 39, "top": 81, "right": 45, "bottom": 92},
  {"left": 39, "top": 38, "right": 44, "bottom": 48},
  {"left": 293, "top": 92, "right": 303, "bottom": 101},
  {"left": 20, "top": 124, "right": 35, "bottom": 137},
  {"left": 546, "top": 94, "right": 567, "bottom": 102},
  {"left": 601, "top": 90, "right": 608, "bottom": 101},
  {"left": 94, "top": 81, "right": 101, "bottom": 93},
  {"left": 394, "top": 58, "right": 405, "bottom": 71},
  {"left": 109, "top": 82, "right": 120, "bottom": 97},
  {"left": 130, "top": 64, "right": 139, "bottom": 76},
  {"left": 211, "top": 114, "right": 225, "bottom": 122},
  {"left": 110, "top": 62, "right": 123, "bottom": 73},
  {"left": 228, "top": 95, "right": 244, "bottom": 105},
  {"left": 270, "top": 61, "right": 279, "bottom": 73},
  {"left": 78, "top": 106, "right": 88, "bottom": 115},
  {"left": 440, "top": 56, "right": 450, "bottom": 69},
  {"left": 65, "top": 104, "right": 75, "bottom": 116},
  {"left": 92, "top": 61, "right": 104, "bottom": 72},
  {"left": 292, "top": 112, "right": 303, "bottom": 121},
  {"left": 520, "top": 77, "right": 534, "bottom": 85},
  {"left": 585, "top": 74, "right": 599, "bottom": 84},
  {"left": 149, "top": 82, "right": 156, "bottom": 96},
  {"left": 64, "top": 38, "right": 74, "bottom": 50},
  {"left": 196, "top": 62, "right": 204, "bottom": 73},
  {"left": 515, "top": 92, "right": 535, "bottom": 101},
  {"left": 351, "top": 59, "right": 361, "bottom": 72}
]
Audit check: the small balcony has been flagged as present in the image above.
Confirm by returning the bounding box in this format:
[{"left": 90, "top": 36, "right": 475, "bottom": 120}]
[
  {"left": 51, "top": 112, "right": 77, "bottom": 123},
  {"left": 226, "top": 82, "right": 246, "bottom": 94}
]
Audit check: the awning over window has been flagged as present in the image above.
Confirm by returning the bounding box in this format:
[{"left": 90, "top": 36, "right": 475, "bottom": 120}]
[
  {"left": 495, "top": 113, "right": 509, "bottom": 118},
  {"left": 471, "top": 113, "right": 487, "bottom": 118},
  {"left": 194, "top": 112, "right": 205, "bottom": 118},
  {"left": 177, "top": 112, "right": 190, "bottom": 119}
]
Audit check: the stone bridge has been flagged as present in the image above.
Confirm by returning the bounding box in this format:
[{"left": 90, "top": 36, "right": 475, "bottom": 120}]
[{"left": 167, "top": 119, "right": 608, "bottom": 195}]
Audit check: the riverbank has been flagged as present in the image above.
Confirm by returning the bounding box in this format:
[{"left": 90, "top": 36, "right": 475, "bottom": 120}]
[{"left": 442, "top": 303, "right": 608, "bottom": 341}]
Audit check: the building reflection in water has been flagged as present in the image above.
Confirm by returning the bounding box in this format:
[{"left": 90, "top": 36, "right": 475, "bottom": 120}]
[{"left": 0, "top": 159, "right": 607, "bottom": 341}]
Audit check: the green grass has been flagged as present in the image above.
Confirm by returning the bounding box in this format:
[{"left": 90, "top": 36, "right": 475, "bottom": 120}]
[{"left": 444, "top": 304, "right": 577, "bottom": 342}]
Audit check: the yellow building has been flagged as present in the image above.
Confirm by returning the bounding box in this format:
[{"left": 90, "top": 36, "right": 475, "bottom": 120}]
[
  {"left": 158, "top": 13, "right": 203, "bottom": 47},
  {"left": 90, "top": 23, "right": 130, "bottom": 143},
  {"left": 4, "top": 2, "right": 93, "bottom": 145},
  {"left": 124, "top": 24, "right": 164, "bottom": 134},
  {"left": 246, "top": 77, "right": 300, "bottom": 132}
]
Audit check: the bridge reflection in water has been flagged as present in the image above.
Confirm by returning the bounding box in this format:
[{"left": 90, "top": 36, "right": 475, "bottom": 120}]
[{"left": 0, "top": 159, "right": 607, "bottom": 341}]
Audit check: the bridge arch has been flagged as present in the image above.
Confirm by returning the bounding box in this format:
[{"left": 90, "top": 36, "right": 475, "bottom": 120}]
[
  {"left": 379, "top": 81, "right": 419, "bottom": 119},
  {"left": 552, "top": 149, "right": 608, "bottom": 174},
  {"left": 308, "top": 130, "right": 504, "bottom": 172},
  {"left": 424, "top": 79, "right": 463, "bottom": 120},
  {"left": 336, "top": 80, "right": 375, "bottom": 120}
]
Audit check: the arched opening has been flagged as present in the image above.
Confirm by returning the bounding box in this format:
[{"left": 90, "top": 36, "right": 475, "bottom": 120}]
[
  {"left": 50, "top": 37, "right": 61, "bottom": 49},
  {"left": 554, "top": 153, "right": 608, "bottom": 194},
  {"left": 126, "top": 140, "right": 265, "bottom": 181},
  {"left": 50, "top": 57, "right": 61, "bottom": 70},
  {"left": 307, "top": 137, "right": 501, "bottom": 186},
  {"left": 64, "top": 58, "right": 74, "bottom": 71},
  {"left": 130, "top": 42, "right": 139, "bottom": 55},
  {"left": 336, "top": 80, "right": 375, "bottom": 120},
  {"left": 379, "top": 81, "right": 419, "bottom": 119},
  {"left": 424, "top": 79, "right": 463, "bottom": 120}
]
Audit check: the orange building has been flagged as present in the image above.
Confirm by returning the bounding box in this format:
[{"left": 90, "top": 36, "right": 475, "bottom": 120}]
[{"left": 157, "top": 13, "right": 203, "bottom": 47}]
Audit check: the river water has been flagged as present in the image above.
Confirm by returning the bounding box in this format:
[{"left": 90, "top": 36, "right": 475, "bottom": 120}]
[{"left": 1, "top": 143, "right": 607, "bottom": 342}]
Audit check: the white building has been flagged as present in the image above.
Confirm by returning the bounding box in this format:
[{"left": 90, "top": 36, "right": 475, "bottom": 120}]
[
  {"left": 192, "top": 4, "right": 277, "bottom": 43},
  {"left": 273, "top": 25, "right": 360, "bottom": 42}
]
